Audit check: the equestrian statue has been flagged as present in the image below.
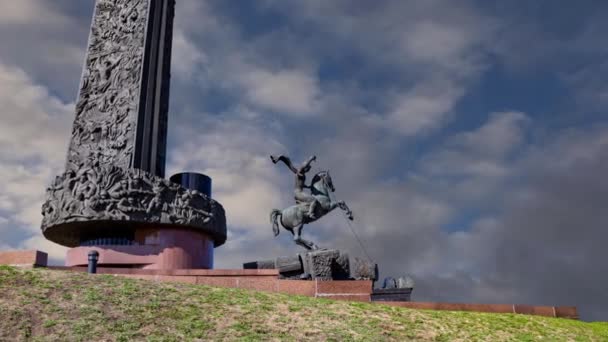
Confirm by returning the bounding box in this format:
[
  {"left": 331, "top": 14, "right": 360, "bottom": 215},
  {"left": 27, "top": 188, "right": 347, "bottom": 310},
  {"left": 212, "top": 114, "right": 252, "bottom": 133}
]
[{"left": 270, "top": 154, "right": 353, "bottom": 250}]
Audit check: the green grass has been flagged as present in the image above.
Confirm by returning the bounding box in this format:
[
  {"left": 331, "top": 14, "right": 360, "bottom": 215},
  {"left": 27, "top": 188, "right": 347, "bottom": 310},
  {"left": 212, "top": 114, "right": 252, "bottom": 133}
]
[{"left": 0, "top": 266, "right": 606, "bottom": 341}]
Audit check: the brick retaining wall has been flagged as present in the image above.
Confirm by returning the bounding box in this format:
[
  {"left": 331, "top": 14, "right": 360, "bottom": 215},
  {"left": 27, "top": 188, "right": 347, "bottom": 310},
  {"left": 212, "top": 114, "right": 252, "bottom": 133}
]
[
  {"left": 378, "top": 301, "right": 579, "bottom": 319},
  {"left": 48, "top": 265, "right": 577, "bottom": 319},
  {"left": 0, "top": 250, "right": 47, "bottom": 267},
  {"left": 47, "top": 265, "right": 372, "bottom": 300}
]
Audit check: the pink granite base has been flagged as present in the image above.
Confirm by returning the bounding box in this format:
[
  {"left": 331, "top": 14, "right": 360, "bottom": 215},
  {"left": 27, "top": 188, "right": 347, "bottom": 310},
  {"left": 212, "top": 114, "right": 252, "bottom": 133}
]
[{"left": 65, "top": 227, "right": 214, "bottom": 269}]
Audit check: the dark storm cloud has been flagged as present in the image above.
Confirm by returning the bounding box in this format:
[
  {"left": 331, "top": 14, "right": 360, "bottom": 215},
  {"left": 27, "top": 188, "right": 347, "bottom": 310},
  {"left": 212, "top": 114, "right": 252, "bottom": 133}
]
[
  {"left": 482, "top": 126, "right": 608, "bottom": 320},
  {"left": 304, "top": 112, "right": 608, "bottom": 321}
]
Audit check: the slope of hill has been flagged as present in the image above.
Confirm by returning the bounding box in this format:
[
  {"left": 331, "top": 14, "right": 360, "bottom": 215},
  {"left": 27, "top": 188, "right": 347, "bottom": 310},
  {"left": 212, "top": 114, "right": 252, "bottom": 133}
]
[{"left": 0, "top": 266, "right": 606, "bottom": 341}]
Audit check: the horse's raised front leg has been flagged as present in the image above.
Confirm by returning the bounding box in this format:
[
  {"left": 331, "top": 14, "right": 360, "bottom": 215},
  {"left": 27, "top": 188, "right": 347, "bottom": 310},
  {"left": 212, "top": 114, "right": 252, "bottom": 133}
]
[
  {"left": 337, "top": 201, "right": 354, "bottom": 220},
  {"left": 325, "top": 200, "right": 353, "bottom": 220},
  {"left": 293, "top": 223, "right": 319, "bottom": 250}
]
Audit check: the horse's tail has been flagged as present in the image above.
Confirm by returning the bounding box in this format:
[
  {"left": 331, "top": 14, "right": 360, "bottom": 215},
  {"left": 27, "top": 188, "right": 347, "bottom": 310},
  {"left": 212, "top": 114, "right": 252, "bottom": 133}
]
[{"left": 270, "top": 209, "right": 282, "bottom": 237}]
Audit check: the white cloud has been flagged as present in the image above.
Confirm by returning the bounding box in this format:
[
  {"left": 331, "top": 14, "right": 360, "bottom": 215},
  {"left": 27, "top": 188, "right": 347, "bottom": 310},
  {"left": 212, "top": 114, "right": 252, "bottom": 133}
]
[
  {"left": 171, "top": 1, "right": 494, "bottom": 135},
  {"left": 0, "top": 63, "right": 73, "bottom": 163},
  {"left": 452, "top": 111, "right": 529, "bottom": 158},
  {"left": 254, "top": 0, "right": 498, "bottom": 136},
  {"left": 419, "top": 111, "right": 529, "bottom": 179},
  {"left": 167, "top": 111, "right": 288, "bottom": 233},
  {"left": 0, "top": 1, "right": 87, "bottom": 100},
  {"left": 239, "top": 69, "right": 320, "bottom": 116},
  {"left": 0, "top": 0, "right": 69, "bottom": 26},
  {"left": 562, "top": 60, "right": 608, "bottom": 108},
  {"left": 174, "top": 1, "right": 225, "bottom": 36},
  {"left": 404, "top": 111, "right": 529, "bottom": 207},
  {"left": 0, "top": 61, "right": 72, "bottom": 232},
  {"left": 171, "top": 30, "right": 208, "bottom": 80},
  {"left": 384, "top": 79, "right": 465, "bottom": 136},
  {"left": 402, "top": 21, "right": 476, "bottom": 68},
  {"left": 0, "top": 59, "right": 72, "bottom": 268},
  {"left": 172, "top": 1, "right": 322, "bottom": 118}
]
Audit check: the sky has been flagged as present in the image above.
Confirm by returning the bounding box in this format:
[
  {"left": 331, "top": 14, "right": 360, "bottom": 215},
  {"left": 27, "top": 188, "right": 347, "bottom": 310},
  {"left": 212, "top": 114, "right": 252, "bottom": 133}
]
[{"left": 0, "top": 0, "right": 607, "bottom": 321}]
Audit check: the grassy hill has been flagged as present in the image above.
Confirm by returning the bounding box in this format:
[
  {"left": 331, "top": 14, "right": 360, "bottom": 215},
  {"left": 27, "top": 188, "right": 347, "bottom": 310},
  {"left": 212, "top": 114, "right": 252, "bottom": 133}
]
[{"left": 0, "top": 266, "right": 606, "bottom": 341}]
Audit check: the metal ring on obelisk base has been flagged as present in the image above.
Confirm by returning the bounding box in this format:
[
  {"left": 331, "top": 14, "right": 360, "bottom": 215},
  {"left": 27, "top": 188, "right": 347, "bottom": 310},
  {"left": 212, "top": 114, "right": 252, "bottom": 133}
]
[{"left": 170, "top": 172, "right": 212, "bottom": 197}]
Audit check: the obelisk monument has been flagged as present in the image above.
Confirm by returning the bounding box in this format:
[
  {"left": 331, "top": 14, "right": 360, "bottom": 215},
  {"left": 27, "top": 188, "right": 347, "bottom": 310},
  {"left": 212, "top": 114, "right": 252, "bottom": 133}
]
[{"left": 41, "top": 0, "right": 226, "bottom": 269}]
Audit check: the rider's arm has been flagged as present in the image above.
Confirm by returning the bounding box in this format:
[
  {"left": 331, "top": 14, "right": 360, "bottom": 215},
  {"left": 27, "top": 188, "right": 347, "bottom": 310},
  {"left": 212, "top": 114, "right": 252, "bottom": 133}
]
[
  {"left": 271, "top": 155, "right": 299, "bottom": 174},
  {"left": 301, "top": 155, "right": 316, "bottom": 170}
]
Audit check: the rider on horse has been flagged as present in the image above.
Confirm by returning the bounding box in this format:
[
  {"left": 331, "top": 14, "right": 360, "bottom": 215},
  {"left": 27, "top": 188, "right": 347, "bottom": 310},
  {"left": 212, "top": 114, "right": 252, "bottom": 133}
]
[
  {"left": 270, "top": 154, "right": 353, "bottom": 250},
  {"left": 270, "top": 154, "right": 320, "bottom": 219}
]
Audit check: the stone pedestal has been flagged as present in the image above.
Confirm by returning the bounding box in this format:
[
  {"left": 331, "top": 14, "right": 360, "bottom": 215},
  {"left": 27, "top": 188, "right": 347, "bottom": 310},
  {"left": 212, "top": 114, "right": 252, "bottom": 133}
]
[
  {"left": 303, "top": 249, "right": 340, "bottom": 280},
  {"left": 244, "top": 249, "right": 365, "bottom": 281},
  {"left": 66, "top": 227, "right": 214, "bottom": 269},
  {"left": 352, "top": 257, "right": 378, "bottom": 280}
]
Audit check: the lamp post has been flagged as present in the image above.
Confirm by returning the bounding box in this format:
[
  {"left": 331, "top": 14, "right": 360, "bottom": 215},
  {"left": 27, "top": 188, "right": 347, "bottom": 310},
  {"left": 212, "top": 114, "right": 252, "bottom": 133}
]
[{"left": 87, "top": 250, "right": 99, "bottom": 274}]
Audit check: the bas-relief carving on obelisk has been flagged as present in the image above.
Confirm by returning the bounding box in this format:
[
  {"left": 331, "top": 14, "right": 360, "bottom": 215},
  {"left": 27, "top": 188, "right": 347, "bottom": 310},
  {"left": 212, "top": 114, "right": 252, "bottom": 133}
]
[
  {"left": 69, "top": 0, "right": 169, "bottom": 175},
  {"left": 41, "top": 0, "right": 227, "bottom": 250}
]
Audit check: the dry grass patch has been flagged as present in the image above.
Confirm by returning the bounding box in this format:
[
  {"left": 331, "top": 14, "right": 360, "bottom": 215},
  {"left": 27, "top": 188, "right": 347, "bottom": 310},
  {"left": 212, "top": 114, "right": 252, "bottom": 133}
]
[{"left": 0, "top": 266, "right": 606, "bottom": 341}]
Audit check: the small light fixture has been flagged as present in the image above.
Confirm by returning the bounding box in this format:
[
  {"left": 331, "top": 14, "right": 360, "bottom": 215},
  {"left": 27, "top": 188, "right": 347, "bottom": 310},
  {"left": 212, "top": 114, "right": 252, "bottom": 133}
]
[{"left": 87, "top": 250, "right": 99, "bottom": 274}]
